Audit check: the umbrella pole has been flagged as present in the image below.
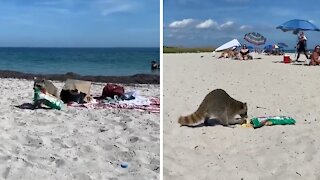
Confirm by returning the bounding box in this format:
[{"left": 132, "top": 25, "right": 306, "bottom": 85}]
[
  {"left": 294, "top": 30, "right": 299, "bottom": 60},
  {"left": 253, "top": 45, "right": 255, "bottom": 59}
]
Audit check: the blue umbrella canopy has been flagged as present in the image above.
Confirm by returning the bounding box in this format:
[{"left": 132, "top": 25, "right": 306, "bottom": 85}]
[
  {"left": 246, "top": 45, "right": 254, "bottom": 52},
  {"left": 264, "top": 45, "right": 273, "bottom": 50},
  {"left": 277, "top": 42, "right": 288, "bottom": 48},
  {"left": 276, "top": 19, "right": 320, "bottom": 32},
  {"left": 247, "top": 45, "right": 254, "bottom": 50},
  {"left": 244, "top": 32, "right": 267, "bottom": 45}
]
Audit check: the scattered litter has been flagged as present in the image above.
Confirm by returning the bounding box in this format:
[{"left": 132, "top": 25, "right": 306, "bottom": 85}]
[
  {"left": 256, "top": 106, "right": 268, "bottom": 109},
  {"left": 240, "top": 116, "right": 296, "bottom": 128},
  {"left": 121, "top": 162, "right": 128, "bottom": 168},
  {"left": 251, "top": 116, "right": 296, "bottom": 128}
]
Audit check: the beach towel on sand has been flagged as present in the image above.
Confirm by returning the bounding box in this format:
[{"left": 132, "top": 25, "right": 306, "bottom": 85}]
[
  {"left": 60, "top": 79, "right": 91, "bottom": 103},
  {"left": 68, "top": 97, "right": 160, "bottom": 113}
]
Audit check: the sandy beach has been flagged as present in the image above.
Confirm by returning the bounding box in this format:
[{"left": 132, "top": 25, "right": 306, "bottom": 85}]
[
  {"left": 164, "top": 52, "right": 320, "bottom": 179},
  {"left": 0, "top": 78, "right": 159, "bottom": 180}
]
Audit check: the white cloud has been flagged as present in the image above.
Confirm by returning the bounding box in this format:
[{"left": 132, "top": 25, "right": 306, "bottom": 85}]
[
  {"left": 309, "top": 20, "right": 316, "bottom": 24},
  {"left": 219, "top": 21, "right": 234, "bottom": 29},
  {"left": 101, "top": 4, "right": 134, "bottom": 15},
  {"left": 96, "top": 0, "right": 139, "bottom": 16},
  {"left": 169, "top": 19, "right": 194, "bottom": 28},
  {"left": 196, "top": 19, "right": 218, "bottom": 29},
  {"left": 239, "top": 25, "right": 251, "bottom": 31}
]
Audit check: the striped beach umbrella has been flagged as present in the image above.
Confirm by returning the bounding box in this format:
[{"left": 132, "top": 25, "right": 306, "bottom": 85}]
[{"left": 244, "top": 32, "right": 267, "bottom": 45}]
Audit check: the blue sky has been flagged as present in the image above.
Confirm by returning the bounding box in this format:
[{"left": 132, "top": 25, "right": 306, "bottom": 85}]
[
  {"left": 0, "top": 0, "right": 159, "bottom": 47},
  {"left": 164, "top": 0, "right": 320, "bottom": 49}
]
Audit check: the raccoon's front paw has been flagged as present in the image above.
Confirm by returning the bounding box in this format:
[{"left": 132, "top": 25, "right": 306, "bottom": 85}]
[{"left": 239, "top": 118, "right": 248, "bottom": 125}]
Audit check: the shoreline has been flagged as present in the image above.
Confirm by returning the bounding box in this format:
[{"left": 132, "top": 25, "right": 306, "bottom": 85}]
[{"left": 0, "top": 70, "right": 160, "bottom": 84}]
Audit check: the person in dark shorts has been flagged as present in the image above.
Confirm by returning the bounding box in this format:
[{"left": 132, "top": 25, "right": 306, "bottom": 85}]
[{"left": 296, "top": 31, "right": 309, "bottom": 61}]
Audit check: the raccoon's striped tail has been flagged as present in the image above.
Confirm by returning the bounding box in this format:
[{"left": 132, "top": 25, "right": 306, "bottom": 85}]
[{"left": 178, "top": 111, "right": 205, "bottom": 126}]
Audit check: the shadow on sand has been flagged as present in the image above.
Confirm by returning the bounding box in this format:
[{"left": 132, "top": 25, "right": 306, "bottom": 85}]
[
  {"left": 272, "top": 61, "right": 284, "bottom": 63},
  {"left": 14, "top": 103, "right": 52, "bottom": 110},
  {"left": 272, "top": 60, "right": 310, "bottom": 66},
  {"left": 181, "top": 118, "right": 244, "bottom": 128},
  {"left": 184, "top": 118, "right": 222, "bottom": 128}
]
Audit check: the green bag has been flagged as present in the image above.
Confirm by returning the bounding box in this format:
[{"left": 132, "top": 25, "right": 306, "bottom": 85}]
[
  {"left": 34, "top": 88, "right": 63, "bottom": 110},
  {"left": 251, "top": 116, "right": 296, "bottom": 128}
]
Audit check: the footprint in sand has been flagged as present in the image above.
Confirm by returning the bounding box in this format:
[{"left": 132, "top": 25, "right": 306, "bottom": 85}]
[
  {"left": 55, "top": 159, "right": 65, "bottom": 167},
  {"left": 72, "top": 173, "right": 92, "bottom": 180},
  {"left": 102, "top": 144, "right": 116, "bottom": 151},
  {"left": 129, "top": 136, "right": 139, "bottom": 143},
  {"left": 2, "top": 167, "right": 10, "bottom": 179},
  {"left": 115, "top": 151, "right": 136, "bottom": 162},
  {"left": 119, "top": 122, "right": 128, "bottom": 131},
  {"left": 54, "top": 111, "right": 62, "bottom": 116},
  {"left": 149, "top": 158, "right": 160, "bottom": 172},
  {"left": 14, "top": 117, "right": 27, "bottom": 126},
  {"left": 33, "top": 111, "right": 47, "bottom": 117},
  {"left": 62, "top": 139, "right": 77, "bottom": 148},
  {"left": 0, "top": 155, "right": 11, "bottom": 162},
  {"left": 25, "top": 135, "right": 44, "bottom": 148},
  {"left": 108, "top": 178, "right": 118, "bottom": 180},
  {"left": 120, "top": 118, "right": 133, "bottom": 123}
]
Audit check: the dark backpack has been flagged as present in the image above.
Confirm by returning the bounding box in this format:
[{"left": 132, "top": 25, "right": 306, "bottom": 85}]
[
  {"left": 102, "top": 84, "right": 124, "bottom": 98},
  {"left": 60, "top": 89, "right": 86, "bottom": 104}
]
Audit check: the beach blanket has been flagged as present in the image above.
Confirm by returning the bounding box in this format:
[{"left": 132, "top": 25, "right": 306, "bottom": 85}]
[{"left": 68, "top": 97, "right": 160, "bottom": 113}]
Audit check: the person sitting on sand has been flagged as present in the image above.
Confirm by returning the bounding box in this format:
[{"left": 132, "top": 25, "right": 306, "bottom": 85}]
[
  {"left": 151, "top": 61, "right": 160, "bottom": 70},
  {"left": 218, "top": 51, "right": 228, "bottom": 58},
  {"left": 218, "top": 48, "right": 237, "bottom": 59},
  {"left": 228, "top": 49, "right": 236, "bottom": 58},
  {"left": 309, "top": 45, "right": 320, "bottom": 65},
  {"left": 240, "top": 44, "right": 252, "bottom": 60}
]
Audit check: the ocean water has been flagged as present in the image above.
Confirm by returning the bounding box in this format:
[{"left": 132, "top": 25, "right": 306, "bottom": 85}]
[
  {"left": 284, "top": 49, "right": 299, "bottom": 53},
  {"left": 0, "top": 48, "right": 160, "bottom": 76}
]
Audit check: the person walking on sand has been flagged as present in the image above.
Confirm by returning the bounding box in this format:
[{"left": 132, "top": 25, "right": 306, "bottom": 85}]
[{"left": 296, "top": 31, "right": 309, "bottom": 61}]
